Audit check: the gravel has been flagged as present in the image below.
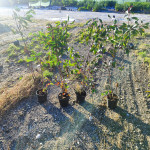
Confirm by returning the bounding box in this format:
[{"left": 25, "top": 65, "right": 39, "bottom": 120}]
[{"left": 0, "top": 8, "right": 150, "bottom": 23}]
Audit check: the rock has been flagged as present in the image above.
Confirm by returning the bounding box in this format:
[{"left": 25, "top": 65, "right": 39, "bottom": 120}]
[
  {"left": 42, "top": 129, "right": 46, "bottom": 133},
  {"left": 36, "top": 134, "right": 41, "bottom": 139},
  {"left": 40, "top": 143, "right": 43, "bottom": 146},
  {"left": 15, "top": 68, "right": 20, "bottom": 71},
  {"left": 89, "top": 116, "right": 93, "bottom": 121}
]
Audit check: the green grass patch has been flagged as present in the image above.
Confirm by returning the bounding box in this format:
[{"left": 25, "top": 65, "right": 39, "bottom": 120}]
[
  {"left": 138, "top": 51, "right": 147, "bottom": 58},
  {"left": 17, "top": 58, "right": 25, "bottom": 64},
  {"left": 138, "top": 43, "right": 150, "bottom": 50},
  {"left": 144, "top": 57, "right": 150, "bottom": 65},
  {"left": 7, "top": 44, "right": 21, "bottom": 53},
  {"left": 68, "top": 23, "right": 84, "bottom": 30},
  {"left": 8, "top": 50, "right": 17, "bottom": 58},
  {"left": 145, "top": 32, "right": 150, "bottom": 37},
  {"left": 43, "top": 70, "right": 53, "bottom": 78}
]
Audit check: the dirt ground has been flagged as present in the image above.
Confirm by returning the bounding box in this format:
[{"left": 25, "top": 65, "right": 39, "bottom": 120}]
[{"left": 0, "top": 14, "right": 150, "bottom": 150}]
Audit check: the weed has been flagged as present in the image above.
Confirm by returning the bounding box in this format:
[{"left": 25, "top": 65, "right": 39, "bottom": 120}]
[
  {"left": 43, "top": 70, "right": 53, "bottom": 78},
  {"left": 138, "top": 51, "right": 147, "bottom": 58},
  {"left": 7, "top": 44, "right": 20, "bottom": 53},
  {"left": 8, "top": 50, "right": 17, "bottom": 59},
  {"left": 17, "top": 58, "right": 25, "bottom": 64}
]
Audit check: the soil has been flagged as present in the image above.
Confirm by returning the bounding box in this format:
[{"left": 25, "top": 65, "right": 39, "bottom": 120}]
[{"left": 0, "top": 12, "right": 150, "bottom": 150}]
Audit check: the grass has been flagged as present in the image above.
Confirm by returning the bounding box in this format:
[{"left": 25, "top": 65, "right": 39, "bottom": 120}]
[
  {"left": 8, "top": 50, "right": 17, "bottom": 58},
  {"left": 145, "top": 32, "right": 150, "bottom": 37},
  {"left": 0, "top": 72, "right": 41, "bottom": 117},
  {"left": 68, "top": 22, "right": 85, "bottom": 30},
  {"left": 136, "top": 40, "right": 150, "bottom": 68},
  {"left": 6, "top": 44, "right": 21, "bottom": 53},
  {"left": 137, "top": 50, "right": 150, "bottom": 67},
  {"left": 17, "top": 58, "right": 25, "bottom": 64},
  {"left": 138, "top": 51, "right": 147, "bottom": 58},
  {"left": 43, "top": 70, "right": 53, "bottom": 78},
  {"left": 138, "top": 43, "right": 150, "bottom": 50}
]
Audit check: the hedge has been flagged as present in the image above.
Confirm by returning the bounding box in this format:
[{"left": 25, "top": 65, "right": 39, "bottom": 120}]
[{"left": 115, "top": 2, "right": 150, "bottom": 13}]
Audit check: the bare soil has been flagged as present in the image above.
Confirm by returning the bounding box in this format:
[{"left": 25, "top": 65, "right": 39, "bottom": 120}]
[{"left": 0, "top": 15, "right": 150, "bottom": 150}]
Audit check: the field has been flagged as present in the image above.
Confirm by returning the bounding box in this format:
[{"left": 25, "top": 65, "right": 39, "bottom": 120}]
[{"left": 0, "top": 10, "right": 150, "bottom": 150}]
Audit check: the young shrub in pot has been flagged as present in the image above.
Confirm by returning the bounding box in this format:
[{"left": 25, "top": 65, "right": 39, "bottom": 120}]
[
  {"left": 42, "top": 20, "right": 71, "bottom": 107},
  {"left": 83, "top": 11, "right": 149, "bottom": 109},
  {"left": 74, "top": 82, "right": 86, "bottom": 104},
  {"left": 107, "top": 92, "right": 118, "bottom": 109},
  {"left": 36, "top": 88, "right": 47, "bottom": 104},
  {"left": 36, "top": 77, "right": 51, "bottom": 104},
  {"left": 102, "top": 84, "right": 119, "bottom": 109}
]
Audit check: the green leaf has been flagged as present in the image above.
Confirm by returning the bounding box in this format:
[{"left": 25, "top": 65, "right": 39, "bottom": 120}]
[
  {"left": 112, "top": 61, "right": 116, "bottom": 68},
  {"left": 105, "top": 91, "right": 108, "bottom": 95},
  {"left": 43, "top": 70, "right": 53, "bottom": 78},
  {"left": 11, "top": 29, "right": 16, "bottom": 34},
  {"left": 92, "top": 89, "right": 96, "bottom": 94},
  {"left": 119, "top": 66, "right": 124, "bottom": 71},
  {"left": 86, "top": 19, "right": 92, "bottom": 25},
  {"left": 101, "top": 93, "right": 105, "bottom": 96},
  {"left": 70, "top": 20, "right": 75, "bottom": 24},
  {"left": 25, "top": 57, "right": 36, "bottom": 63},
  {"left": 114, "top": 19, "right": 117, "bottom": 24},
  {"left": 108, "top": 15, "right": 111, "bottom": 19},
  {"left": 19, "top": 76, "right": 23, "bottom": 80},
  {"left": 131, "top": 17, "right": 138, "bottom": 21},
  {"left": 99, "top": 19, "right": 103, "bottom": 24},
  {"left": 36, "top": 52, "right": 42, "bottom": 56}
]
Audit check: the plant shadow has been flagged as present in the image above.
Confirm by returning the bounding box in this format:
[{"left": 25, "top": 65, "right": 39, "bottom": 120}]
[
  {"left": 114, "top": 106, "right": 150, "bottom": 136},
  {"left": 102, "top": 51, "right": 132, "bottom": 65},
  {"left": 80, "top": 101, "right": 124, "bottom": 133},
  {"left": 42, "top": 101, "right": 70, "bottom": 124},
  {"left": 43, "top": 101, "right": 105, "bottom": 149}
]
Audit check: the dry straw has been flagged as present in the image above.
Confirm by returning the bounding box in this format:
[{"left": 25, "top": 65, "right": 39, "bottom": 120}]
[{"left": 0, "top": 72, "right": 41, "bottom": 117}]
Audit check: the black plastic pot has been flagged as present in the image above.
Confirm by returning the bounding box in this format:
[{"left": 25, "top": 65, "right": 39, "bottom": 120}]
[
  {"left": 107, "top": 93, "right": 118, "bottom": 109},
  {"left": 75, "top": 90, "right": 86, "bottom": 103},
  {"left": 58, "top": 93, "right": 70, "bottom": 107},
  {"left": 36, "top": 89, "right": 47, "bottom": 104}
]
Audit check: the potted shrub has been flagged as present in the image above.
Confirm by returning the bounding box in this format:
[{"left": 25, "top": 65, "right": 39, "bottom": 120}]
[
  {"left": 102, "top": 82, "right": 119, "bottom": 109},
  {"left": 107, "top": 92, "right": 118, "bottom": 109},
  {"left": 80, "top": 12, "right": 149, "bottom": 109},
  {"left": 36, "top": 76, "right": 52, "bottom": 104},
  {"left": 74, "top": 82, "right": 86, "bottom": 103},
  {"left": 36, "top": 88, "right": 48, "bottom": 104},
  {"left": 69, "top": 65, "right": 97, "bottom": 103},
  {"left": 39, "top": 20, "right": 72, "bottom": 107},
  {"left": 57, "top": 81, "right": 70, "bottom": 107}
]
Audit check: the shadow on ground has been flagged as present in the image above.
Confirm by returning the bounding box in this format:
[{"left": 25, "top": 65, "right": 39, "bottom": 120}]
[{"left": 114, "top": 106, "right": 150, "bottom": 136}]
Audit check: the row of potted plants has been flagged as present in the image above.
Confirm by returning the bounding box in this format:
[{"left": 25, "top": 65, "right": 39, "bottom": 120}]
[{"left": 12, "top": 8, "right": 149, "bottom": 109}]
